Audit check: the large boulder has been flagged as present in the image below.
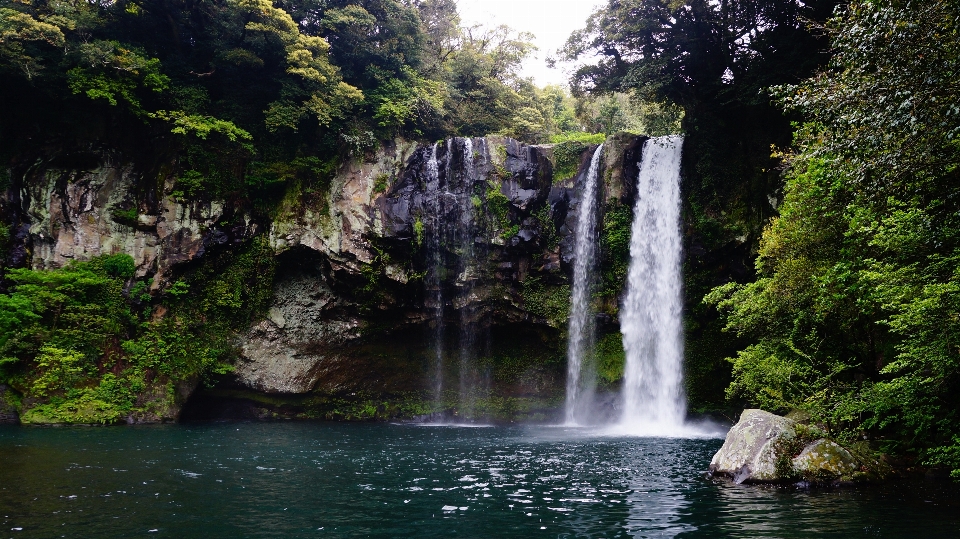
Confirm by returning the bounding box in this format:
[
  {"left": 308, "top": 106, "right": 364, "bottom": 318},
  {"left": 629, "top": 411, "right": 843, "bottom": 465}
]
[
  {"left": 710, "top": 409, "right": 797, "bottom": 483},
  {"left": 711, "top": 409, "right": 864, "bottom": 484}
]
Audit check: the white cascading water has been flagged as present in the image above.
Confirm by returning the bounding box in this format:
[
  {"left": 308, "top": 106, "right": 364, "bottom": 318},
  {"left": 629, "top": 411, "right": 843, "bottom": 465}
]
[
  {"left": 458, "top": 137, "right": 479, "bottom": 420},
  {"left": 425, "top": 142, "right": 444, "bottom": 406},
  {"left": 564, "top": 144, "right": 604, "bottom": 425},
  {"left": 619, "top": 135, "right": 686, "bottom": 435}
]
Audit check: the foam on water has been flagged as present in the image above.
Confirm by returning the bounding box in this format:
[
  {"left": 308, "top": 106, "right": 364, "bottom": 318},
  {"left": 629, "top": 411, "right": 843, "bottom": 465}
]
[
  {"left": 601, "top": 420, "right": 727, "bottom": 440},
  {"left": 534, "top": 422, "right": 726, "bottom": 441},
  {"left": 413, "top": 422, "right": 495, "bottom": 428}
]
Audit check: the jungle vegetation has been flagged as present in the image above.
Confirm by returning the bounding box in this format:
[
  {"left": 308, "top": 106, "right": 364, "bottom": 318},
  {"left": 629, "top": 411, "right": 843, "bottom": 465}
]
[
  {"left": 0, "top": 0, "right": 600, "bottom": 201},
  {"left": 2, "top": 0, "right": 959, "bottom": 477},
  {"left": 710, "top": 0, "right": 960, "bottom": 478}
]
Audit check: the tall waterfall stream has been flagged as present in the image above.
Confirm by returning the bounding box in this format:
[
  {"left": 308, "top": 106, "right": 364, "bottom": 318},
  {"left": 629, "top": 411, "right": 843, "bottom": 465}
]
[
  {"left": 455, "top": 137, "right": 485, "bottom": 419},
  {"left": 426, "top": 138, "right": 488, "bottom": 422},
  {"left": 425, "top": 142, "right": 445, "bottom": 407},
  {"left": 564, "top": 144, "right": 604, "bottom": 424},
  {"left": 619, "top": 135, "right": 688, "bottom": 435}
]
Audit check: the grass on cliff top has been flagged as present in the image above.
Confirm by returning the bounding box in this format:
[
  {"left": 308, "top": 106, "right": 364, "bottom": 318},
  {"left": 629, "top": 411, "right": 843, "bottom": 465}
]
[
  {"left": 549, "top": 133, "right": 606, "bottom": 145},
  {"left": 551, "top": 135, "right": 605, "bottom": 184}
]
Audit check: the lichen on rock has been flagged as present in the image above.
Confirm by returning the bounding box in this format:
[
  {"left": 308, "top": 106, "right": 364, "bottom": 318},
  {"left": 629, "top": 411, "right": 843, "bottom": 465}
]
[{"left": 710, "top": 408, "right": 798, "bottom": 483}]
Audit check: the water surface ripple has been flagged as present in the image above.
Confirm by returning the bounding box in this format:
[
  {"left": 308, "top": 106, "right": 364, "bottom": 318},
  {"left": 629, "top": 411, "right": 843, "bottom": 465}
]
[{"left": 1, "top": 423, "right": 957, "bottom": 538}]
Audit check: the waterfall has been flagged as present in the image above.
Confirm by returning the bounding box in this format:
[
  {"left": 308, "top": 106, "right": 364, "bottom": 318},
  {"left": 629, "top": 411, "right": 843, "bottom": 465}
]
[
  {"left": 425, "top": 142, "right": 445, "bottom": 407},
  {"left": 457, "top": 137, "right": 481, "bottom": 420},
  {"left": 424, "top": 138, "right": 489, "bottom": 422},
  {"left": 564, "top": 144, "right": 604, "bottom": 425},
  {"left": 620, "top": 135, "right": 686, "bottom": 434}
]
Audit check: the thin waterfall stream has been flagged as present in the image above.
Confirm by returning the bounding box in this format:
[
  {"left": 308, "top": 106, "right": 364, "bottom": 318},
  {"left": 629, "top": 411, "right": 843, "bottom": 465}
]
[
  {"left": 619, "top": 135, "right": 687, "bottom": 435},
  {"left": 457, "top": 137, "right": 481, "bottom": 420},
  {"left": 564, "top": 144, "right": 604, "bottom": 425},
  {"left": 425, "top": 142, "right": 444, "bottom": 409},
  {"left": 426, "top": 138, "right": 487, "bottom": 422}
]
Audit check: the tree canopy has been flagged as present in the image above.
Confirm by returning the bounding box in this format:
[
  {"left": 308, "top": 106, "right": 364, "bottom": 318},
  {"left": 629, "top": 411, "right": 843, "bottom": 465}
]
[{"left": 0, "top": 0, "right": 591, "bottom": 201}]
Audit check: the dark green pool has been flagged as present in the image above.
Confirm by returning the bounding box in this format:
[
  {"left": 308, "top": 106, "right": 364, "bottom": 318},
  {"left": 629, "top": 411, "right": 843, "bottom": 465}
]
[{"left": 1, "top": 422, "right": 957, "bottom": 538}]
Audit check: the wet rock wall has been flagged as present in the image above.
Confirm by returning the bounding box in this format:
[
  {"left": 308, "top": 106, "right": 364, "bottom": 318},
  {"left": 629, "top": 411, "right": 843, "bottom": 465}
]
[{"left": 1, "top": 135, "right": 647, "bottom": 419}]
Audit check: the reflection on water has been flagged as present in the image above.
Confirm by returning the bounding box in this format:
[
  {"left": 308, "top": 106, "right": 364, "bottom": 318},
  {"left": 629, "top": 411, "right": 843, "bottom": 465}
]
[
  {"left": 620, "top": 440, "right": 689, "bottom": 537},
  {"left": 0, "top": 423, "right": 957, "bottom": 538}
]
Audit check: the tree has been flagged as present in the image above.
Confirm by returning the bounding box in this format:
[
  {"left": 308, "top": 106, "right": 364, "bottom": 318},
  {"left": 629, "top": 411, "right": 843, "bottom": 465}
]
[
  {"left": 416, "top": 0, "right": 461, "bottom": 76},
  {"left": 0, "top": 7, "right": 67, "bottom": 79},
  {"left": 442, "top": 24, "right": 538, "bottom": 136}
]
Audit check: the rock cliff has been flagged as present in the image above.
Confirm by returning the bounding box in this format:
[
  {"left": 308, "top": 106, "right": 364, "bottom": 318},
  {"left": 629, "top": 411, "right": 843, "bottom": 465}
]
[{"left": 1, "top": 135, "right": 646, "bottom": 421}]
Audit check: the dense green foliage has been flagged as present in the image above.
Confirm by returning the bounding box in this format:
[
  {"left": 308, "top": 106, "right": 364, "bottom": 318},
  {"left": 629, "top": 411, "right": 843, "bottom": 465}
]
[
  {"left": 0, "top": 233, "right": 276, "bottom": 422},
  {"left": 0, "top": 255, "right": 198, "bottom": 422},
  {"left": 0, "top": 0, "right": 596, "bottom": 204},
  {"left": 520, "top": 276, "right": 570, "bottom": 329},
  {"left": 707, "top": 0, "right": 960, "bottom": 476},
  {"left": 598, "top": 201, "right": 632, "bottom": 303}
]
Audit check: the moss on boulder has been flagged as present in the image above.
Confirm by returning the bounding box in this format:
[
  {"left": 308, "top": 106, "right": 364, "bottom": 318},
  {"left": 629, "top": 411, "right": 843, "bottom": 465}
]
[{"left": 792, "top": 439, "right": 859, "bottom": 480}]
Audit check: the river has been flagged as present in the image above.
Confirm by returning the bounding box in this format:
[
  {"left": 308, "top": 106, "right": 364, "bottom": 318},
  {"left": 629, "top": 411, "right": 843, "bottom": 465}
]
[{"left": 1, "top": 422, "right": 957, "bottom": 538}]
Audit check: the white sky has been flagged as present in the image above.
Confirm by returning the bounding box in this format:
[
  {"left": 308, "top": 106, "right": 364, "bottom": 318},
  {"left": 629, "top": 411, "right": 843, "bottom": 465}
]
[{"left": 454, "top": 0, "right": 606, "bottom": 87}]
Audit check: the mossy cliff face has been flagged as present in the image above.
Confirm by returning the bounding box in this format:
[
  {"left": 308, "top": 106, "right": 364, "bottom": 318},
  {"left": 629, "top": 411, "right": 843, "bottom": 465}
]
[
  {"left": 0, "top": 135, "right": 645, "bottom": 422},
  {"left": 0, "top": 157, "right": 265, "bottom": 424},
  {"left": 14, "top": 161, "right": 256, "bottom": 285},
  {"left": 233, "top": 136, "right": 642, "bottom": 404}
]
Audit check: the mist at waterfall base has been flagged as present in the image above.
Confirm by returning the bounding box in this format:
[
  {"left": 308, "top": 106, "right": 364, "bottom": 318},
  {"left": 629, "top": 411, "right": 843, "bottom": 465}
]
[
  {"left": 3, "top": 423, "right": 959, "bottom": 539},
  {"left": 564, "top": 136, "right": 718, "bottom": 437}
]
